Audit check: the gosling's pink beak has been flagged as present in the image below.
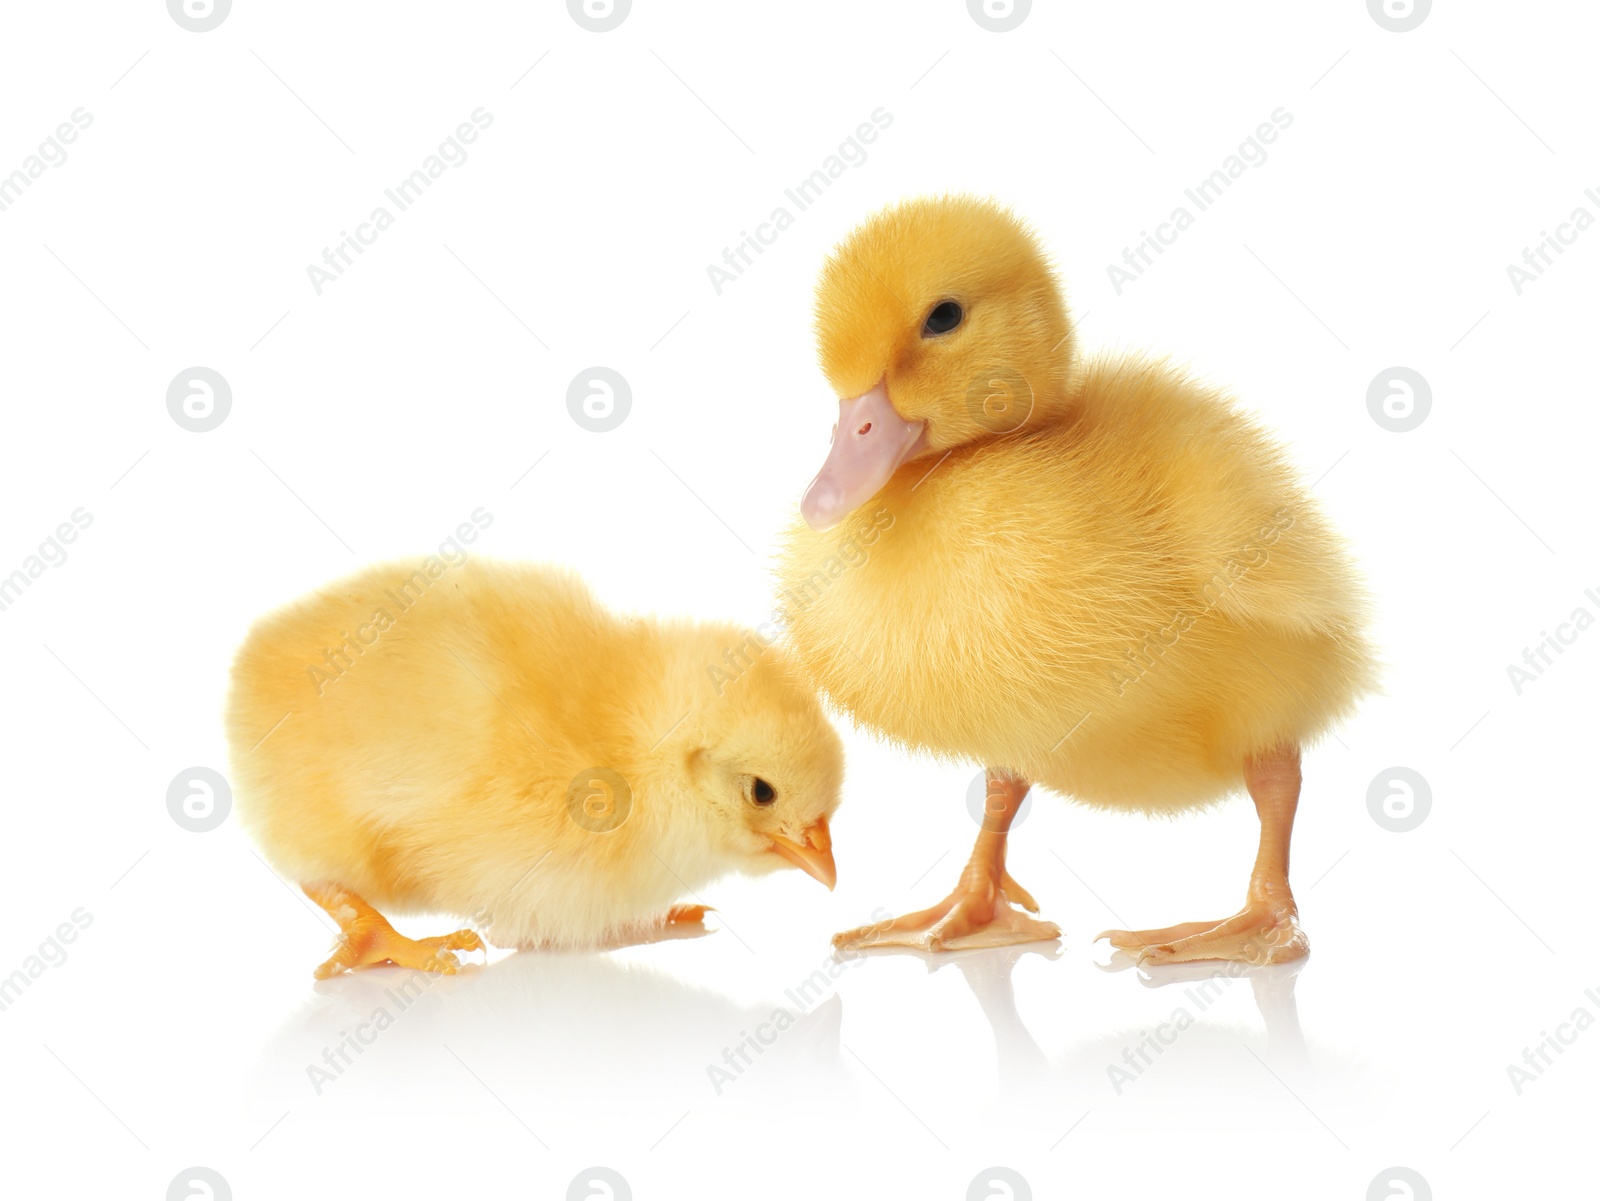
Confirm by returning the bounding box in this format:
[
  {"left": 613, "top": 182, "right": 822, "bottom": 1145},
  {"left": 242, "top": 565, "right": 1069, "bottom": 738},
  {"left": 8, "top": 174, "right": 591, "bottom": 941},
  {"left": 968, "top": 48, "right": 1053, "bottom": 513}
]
[
  {"left": 769, "top": 815, "right": 836, "bottom": 890},
  {"left": 800, "top": 382, "right": 926, "bottom": 531}
]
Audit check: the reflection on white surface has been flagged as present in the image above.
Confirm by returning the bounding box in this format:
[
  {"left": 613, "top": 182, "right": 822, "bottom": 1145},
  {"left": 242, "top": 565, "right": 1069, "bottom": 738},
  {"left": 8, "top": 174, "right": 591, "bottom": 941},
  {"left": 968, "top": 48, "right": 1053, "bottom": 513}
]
[
  {"left": 255, "top": 939, "right": 851, "bottom": 1113},
  {"left": 848, "top": 943, "right": 1060, "bottom": 1092},
  {"left": 837, "top": 943, "right": 1344, "bottom": 1114},
  {"left": 254, "top": 929, "right": 1366, "bottom": 1132}
]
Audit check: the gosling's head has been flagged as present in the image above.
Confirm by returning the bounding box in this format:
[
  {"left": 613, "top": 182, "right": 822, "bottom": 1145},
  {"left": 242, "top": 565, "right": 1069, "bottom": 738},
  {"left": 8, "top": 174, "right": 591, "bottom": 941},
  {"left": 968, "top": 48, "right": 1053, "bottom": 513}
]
[
  {"left": 802, "top": 195, "right": 1074, "bottom": 530},
  {"left": 674, "top": 630, "right": 844, "bottom": 889}
]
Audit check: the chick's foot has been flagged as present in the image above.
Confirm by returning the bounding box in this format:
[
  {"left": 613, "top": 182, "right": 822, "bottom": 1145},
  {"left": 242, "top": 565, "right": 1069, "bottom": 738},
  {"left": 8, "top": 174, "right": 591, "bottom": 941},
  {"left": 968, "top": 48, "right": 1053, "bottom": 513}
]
[
  {"left": 1097, "top": 904, "right": 1306, "bottom": 966},
  {"left": 314, "top": 926, "right": 485, "bottom": 979},
  {"left": 665, "top": 904, "right": 712, "bottom": 926},
  {"left": 304, "top": 883, "right": 485, "bottom": 979},
  {"left": 834, "top": 868, "right": 1059, "bottom": 953}
]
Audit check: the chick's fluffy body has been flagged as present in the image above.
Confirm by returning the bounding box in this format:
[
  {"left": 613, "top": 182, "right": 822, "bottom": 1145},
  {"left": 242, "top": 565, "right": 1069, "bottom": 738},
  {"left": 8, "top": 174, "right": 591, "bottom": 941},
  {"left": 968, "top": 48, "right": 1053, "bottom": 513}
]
[
  {"left": 779, "top": 198, "right": 1374, "bottom": 812},
  {"left": 227, "top": 559, "right": 842, "bottom": 948}
]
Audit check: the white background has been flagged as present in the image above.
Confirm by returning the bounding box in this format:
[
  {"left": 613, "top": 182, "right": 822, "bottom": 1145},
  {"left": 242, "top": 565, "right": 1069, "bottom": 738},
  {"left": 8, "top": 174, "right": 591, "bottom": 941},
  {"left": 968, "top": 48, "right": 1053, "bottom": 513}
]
[{"left": 1, "top": 1, "right": 1596, "bottom": 1198}]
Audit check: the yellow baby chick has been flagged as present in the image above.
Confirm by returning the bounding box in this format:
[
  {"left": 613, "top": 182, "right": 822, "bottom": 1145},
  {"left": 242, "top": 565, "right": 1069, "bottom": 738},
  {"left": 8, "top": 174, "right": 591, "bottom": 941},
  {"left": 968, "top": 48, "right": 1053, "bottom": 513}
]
[
  {"left": 227, "top": 558, "right": 841, "bottom": 978},
  {"left": 779, "top": 196, "right": 1375, "bottom": 964}
]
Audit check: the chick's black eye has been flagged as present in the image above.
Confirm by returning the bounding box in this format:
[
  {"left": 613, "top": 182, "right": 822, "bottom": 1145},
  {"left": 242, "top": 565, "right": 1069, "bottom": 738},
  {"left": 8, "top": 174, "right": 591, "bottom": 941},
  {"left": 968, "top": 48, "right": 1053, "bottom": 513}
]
[
  {"left": 751, "top": 778, "right": 776, "bottom": 805},
  {"left": 922, "top": 301, "right": 963, "bottom": 337}
]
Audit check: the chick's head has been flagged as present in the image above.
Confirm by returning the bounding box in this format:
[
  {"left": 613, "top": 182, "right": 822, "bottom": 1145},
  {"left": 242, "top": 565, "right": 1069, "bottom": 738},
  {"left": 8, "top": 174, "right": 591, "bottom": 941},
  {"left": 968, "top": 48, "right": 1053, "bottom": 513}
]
[
  {"left": 677, "top": 638, "right": 844, "bottom": 889},
  {"left": 802, "top": 195, "right": 1074, "bottom": 530}
]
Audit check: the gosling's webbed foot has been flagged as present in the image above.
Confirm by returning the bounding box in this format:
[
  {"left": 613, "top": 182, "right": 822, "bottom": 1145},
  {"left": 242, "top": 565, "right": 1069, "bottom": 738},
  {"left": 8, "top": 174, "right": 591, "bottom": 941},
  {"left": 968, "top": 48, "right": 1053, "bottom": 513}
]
[
  {"left": 835, "top": 873, "right": 1059, "bottom": 953},
  {"left": 1097, "top": 905, "right": 1306, "bottom": 966},
  {"left": 838, "top": 773, "right": 1057, "bottom": 953}
]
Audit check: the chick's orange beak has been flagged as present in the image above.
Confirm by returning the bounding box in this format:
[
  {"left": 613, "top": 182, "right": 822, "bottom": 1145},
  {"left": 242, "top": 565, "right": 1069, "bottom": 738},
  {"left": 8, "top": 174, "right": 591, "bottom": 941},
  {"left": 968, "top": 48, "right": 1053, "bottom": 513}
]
[
  {"left": 800, "top": 382, "right": 926, "bottom": 531},
  {"left": 769, "top": 815, "right": 836, "bottom": 890}
]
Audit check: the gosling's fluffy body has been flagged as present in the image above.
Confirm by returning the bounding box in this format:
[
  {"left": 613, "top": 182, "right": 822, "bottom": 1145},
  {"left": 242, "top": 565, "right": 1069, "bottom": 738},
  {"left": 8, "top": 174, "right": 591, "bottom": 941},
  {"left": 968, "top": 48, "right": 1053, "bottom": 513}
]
[
  {"left": 779, "top": 197, "right": 1374, "bottom": 812},
  {"left": 227, "top": 559, "right": 842, "bottom": 948}
]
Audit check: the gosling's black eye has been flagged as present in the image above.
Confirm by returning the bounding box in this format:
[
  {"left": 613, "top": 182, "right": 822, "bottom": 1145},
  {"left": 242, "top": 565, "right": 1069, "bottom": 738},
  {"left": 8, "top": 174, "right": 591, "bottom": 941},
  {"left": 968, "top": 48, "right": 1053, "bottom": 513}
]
[
  {"left": 751, "top": 778, "right": 777, "bottom": 805},
  {"left": 922, "top": 301, "right": 963, "bottom": 337}
]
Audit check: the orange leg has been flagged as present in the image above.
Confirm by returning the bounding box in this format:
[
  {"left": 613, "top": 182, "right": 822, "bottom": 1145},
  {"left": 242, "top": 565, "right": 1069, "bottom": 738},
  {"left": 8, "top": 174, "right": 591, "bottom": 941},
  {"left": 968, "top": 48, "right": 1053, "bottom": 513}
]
[
  {"left": 834, "top": 774, "right": 1060, "bottom": 952},
  {"left": 1098, "top": 745, "right": 1309, "bottom": 965},
  {"left": 304, "top": 883, "right": 485, "bottom": 980},
  {"left": 665, "top": 904, "right": 712, "bottom": 926}
]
